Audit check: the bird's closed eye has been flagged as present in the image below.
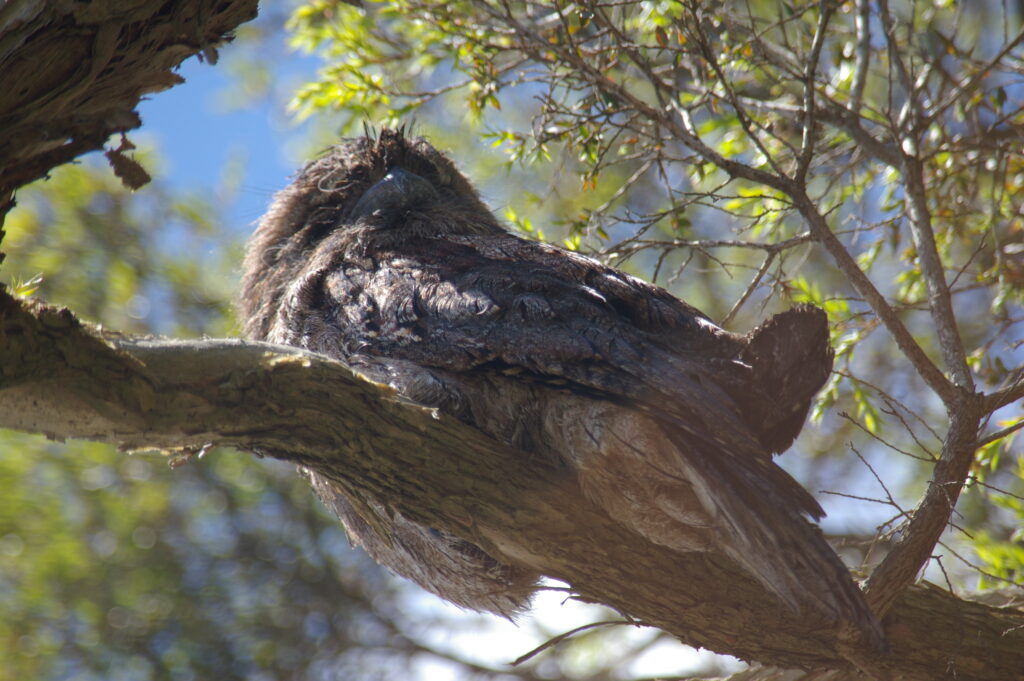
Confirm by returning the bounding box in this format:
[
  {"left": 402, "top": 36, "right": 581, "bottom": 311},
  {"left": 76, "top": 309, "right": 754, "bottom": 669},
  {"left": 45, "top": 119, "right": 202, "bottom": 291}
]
[
  {"left": 416, "top": 148, "right": 453, "bottom": 186},
  {"left": 430, "top": 162, "right": 452, "bottom": 186}
]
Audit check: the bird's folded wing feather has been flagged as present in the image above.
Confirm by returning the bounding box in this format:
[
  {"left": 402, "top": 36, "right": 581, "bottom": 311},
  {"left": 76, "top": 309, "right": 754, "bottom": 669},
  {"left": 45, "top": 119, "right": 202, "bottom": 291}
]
[{"left": 281, "top": 231, "right": 883, "bottom": 645}]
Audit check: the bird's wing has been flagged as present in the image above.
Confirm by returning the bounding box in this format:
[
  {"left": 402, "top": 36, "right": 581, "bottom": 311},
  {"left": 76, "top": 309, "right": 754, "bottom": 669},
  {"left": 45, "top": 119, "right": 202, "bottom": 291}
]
[
  {"left": 304, "top": 231, "right": 751, "bottom": 425},
  {"left": 285, "top": 230, "right": 826, "bottom": 518},
  {"left": 279, "top": 230, "right": 883, "bottom": 646}
]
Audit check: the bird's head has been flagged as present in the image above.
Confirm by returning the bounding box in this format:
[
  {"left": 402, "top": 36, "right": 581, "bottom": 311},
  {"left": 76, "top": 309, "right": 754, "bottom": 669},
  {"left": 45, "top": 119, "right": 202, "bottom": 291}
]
[
  {"left": 267, "top": 128, "right": 502, "bottom": 249},
  {"left": 240, "top": 128, "right": 503, "bottom": 338}
]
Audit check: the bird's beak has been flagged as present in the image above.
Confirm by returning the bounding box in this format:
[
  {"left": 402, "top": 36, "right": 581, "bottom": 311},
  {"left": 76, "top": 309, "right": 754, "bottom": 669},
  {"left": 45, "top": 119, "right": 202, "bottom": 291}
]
[{"left": 350, "top": 167, "right": 440, "bottom": 222}]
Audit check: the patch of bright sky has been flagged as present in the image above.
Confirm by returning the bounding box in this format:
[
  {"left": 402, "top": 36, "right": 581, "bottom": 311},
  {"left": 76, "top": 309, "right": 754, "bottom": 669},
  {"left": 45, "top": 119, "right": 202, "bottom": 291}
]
[
  {"left": 407, "top": 581, "right": 744, "bottom": 679},
  {"left": 135, "top": 44, "right": 318, "bottom": 236}
]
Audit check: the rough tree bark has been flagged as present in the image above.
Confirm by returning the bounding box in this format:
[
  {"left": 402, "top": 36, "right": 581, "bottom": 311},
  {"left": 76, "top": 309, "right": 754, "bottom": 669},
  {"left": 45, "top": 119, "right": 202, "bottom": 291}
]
[
  {"left": 1, "top": 3, "right": 1023, "bottom": 681},
  {"left": 2, "top": 292, "right": 1023, "bottom": 681}
]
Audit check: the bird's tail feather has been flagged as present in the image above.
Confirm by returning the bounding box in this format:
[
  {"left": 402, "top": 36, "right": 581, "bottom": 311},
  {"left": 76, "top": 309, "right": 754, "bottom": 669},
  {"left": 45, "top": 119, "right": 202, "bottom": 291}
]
[
  {"left": 658, "top": 421, "right": 887, "bottom": 651},
  {"left": 740, "top": 304, "right": 836, "bottom": 454}
]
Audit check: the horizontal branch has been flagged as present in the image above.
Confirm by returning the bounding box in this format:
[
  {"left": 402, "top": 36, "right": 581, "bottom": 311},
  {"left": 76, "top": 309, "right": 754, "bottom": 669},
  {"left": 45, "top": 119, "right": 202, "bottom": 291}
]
[
  {"left": 983, "top": 374, "right": 1024, "bottom": 412},
  {"left": 729, "top": 581, "right": 1024, "bottom": 680},
  {"left": 2, "top": 291, "right": 1022, "bottom": 679}
]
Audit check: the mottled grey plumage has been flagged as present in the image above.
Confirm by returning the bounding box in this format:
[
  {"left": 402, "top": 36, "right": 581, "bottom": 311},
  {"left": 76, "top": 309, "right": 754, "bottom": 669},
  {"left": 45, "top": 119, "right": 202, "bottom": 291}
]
[{"left": 240, "top": 129, "right": 883, "bottom": 644}]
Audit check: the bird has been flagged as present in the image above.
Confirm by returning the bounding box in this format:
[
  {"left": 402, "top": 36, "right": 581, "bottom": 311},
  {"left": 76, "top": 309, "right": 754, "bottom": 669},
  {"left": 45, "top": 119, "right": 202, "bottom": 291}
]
[{"left": 239, "top": 127, "right": 884, "bottom": 647}]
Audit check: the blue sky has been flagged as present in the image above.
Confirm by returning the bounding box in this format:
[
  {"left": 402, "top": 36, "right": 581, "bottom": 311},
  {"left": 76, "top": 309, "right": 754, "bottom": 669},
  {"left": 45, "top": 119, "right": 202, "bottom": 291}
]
[{"left": 134, "top": 31, "right": 317, "bottom": 235}]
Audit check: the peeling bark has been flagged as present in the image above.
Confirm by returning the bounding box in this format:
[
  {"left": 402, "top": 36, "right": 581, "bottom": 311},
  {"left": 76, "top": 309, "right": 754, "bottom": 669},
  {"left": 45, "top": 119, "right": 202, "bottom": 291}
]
[{"left": 2, "top": 292, "right": 1022, "bottom": 681}]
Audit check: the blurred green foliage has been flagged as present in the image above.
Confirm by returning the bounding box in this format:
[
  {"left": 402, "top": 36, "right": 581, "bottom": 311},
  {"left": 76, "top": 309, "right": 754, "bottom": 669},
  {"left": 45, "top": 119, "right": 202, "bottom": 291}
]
[{"left": 3, "top": 155, "right": 235, "bottom": 337}]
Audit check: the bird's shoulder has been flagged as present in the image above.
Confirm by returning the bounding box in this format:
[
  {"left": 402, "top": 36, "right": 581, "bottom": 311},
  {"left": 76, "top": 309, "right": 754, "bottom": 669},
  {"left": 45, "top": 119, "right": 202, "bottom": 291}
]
[
  {"left": 281, "top": 231, "right": 799, "bottom": 454},
  {"left": 322, "top": 231, "right": 733, "bottom": 351}
]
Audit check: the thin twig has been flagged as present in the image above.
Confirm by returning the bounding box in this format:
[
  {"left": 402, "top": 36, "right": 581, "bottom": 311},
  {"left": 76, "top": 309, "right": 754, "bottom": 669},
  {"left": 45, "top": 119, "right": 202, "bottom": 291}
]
[
  {"left": 837, "top": 410, "right": 925, "bottom": 462},
  {"left": 926, "top": 24, "right": 1024, "bottom": 127},
  {"left": 722, "top": 251, "right": 775, "bottom": 326},
  {"left": 974, "top": 418, "right": 1024, "bottom": 449},
  {"left": 795, "top": 1, "right": 834, "bottom": 183},
  {"left": 510, "top": 620, "right": 635, "bottom": 666}
]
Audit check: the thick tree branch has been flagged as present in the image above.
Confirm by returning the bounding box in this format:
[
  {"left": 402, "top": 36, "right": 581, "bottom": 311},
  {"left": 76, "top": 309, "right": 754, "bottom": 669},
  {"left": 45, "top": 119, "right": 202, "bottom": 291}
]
[
  {"left": 2, "top": 291, "right": 1023, "bottom": 681},
  {"left": 862, "top": 405, "right": 984, "bottom": 618},
  {"left": 792, "top": 184, "right": 983, "bottom": 617}
]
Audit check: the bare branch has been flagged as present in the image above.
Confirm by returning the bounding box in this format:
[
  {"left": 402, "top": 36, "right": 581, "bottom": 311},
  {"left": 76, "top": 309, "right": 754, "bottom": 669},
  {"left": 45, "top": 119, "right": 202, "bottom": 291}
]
[
  {"left": 983, "top": 372, "right": 1024, "bottom": 412},
  {"left": 925, "top": 25, "right": 1024, "bottom": 127},
  {"left": 901, "top": 154, "right": 974, "bottom": 391},
  {"left": 850, "top": 0, "right": 872, "bottom": 114},
  {"left": 510, "top": 620, "right": 633, "bottom": 666},
  {"left": 788, "top": 192, "right": 958, "bottom": 405},
  {"left": 974, "top": 418, "right": 1024, "bottom": 449},
  {"left": 721, "top": 251, "right": 775, "bottom": 327},
  {"left": 877, "top": 0, "right": 922, "bottom": 131},
  {"left": 795, "top": 1, "right": 834, "bottom": 183},
  {"left": 714, "top": 9, "right": 902, "bottom": 167},
  {"left": 863, "top": 403, "right": 984, "bottom": 618}
]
